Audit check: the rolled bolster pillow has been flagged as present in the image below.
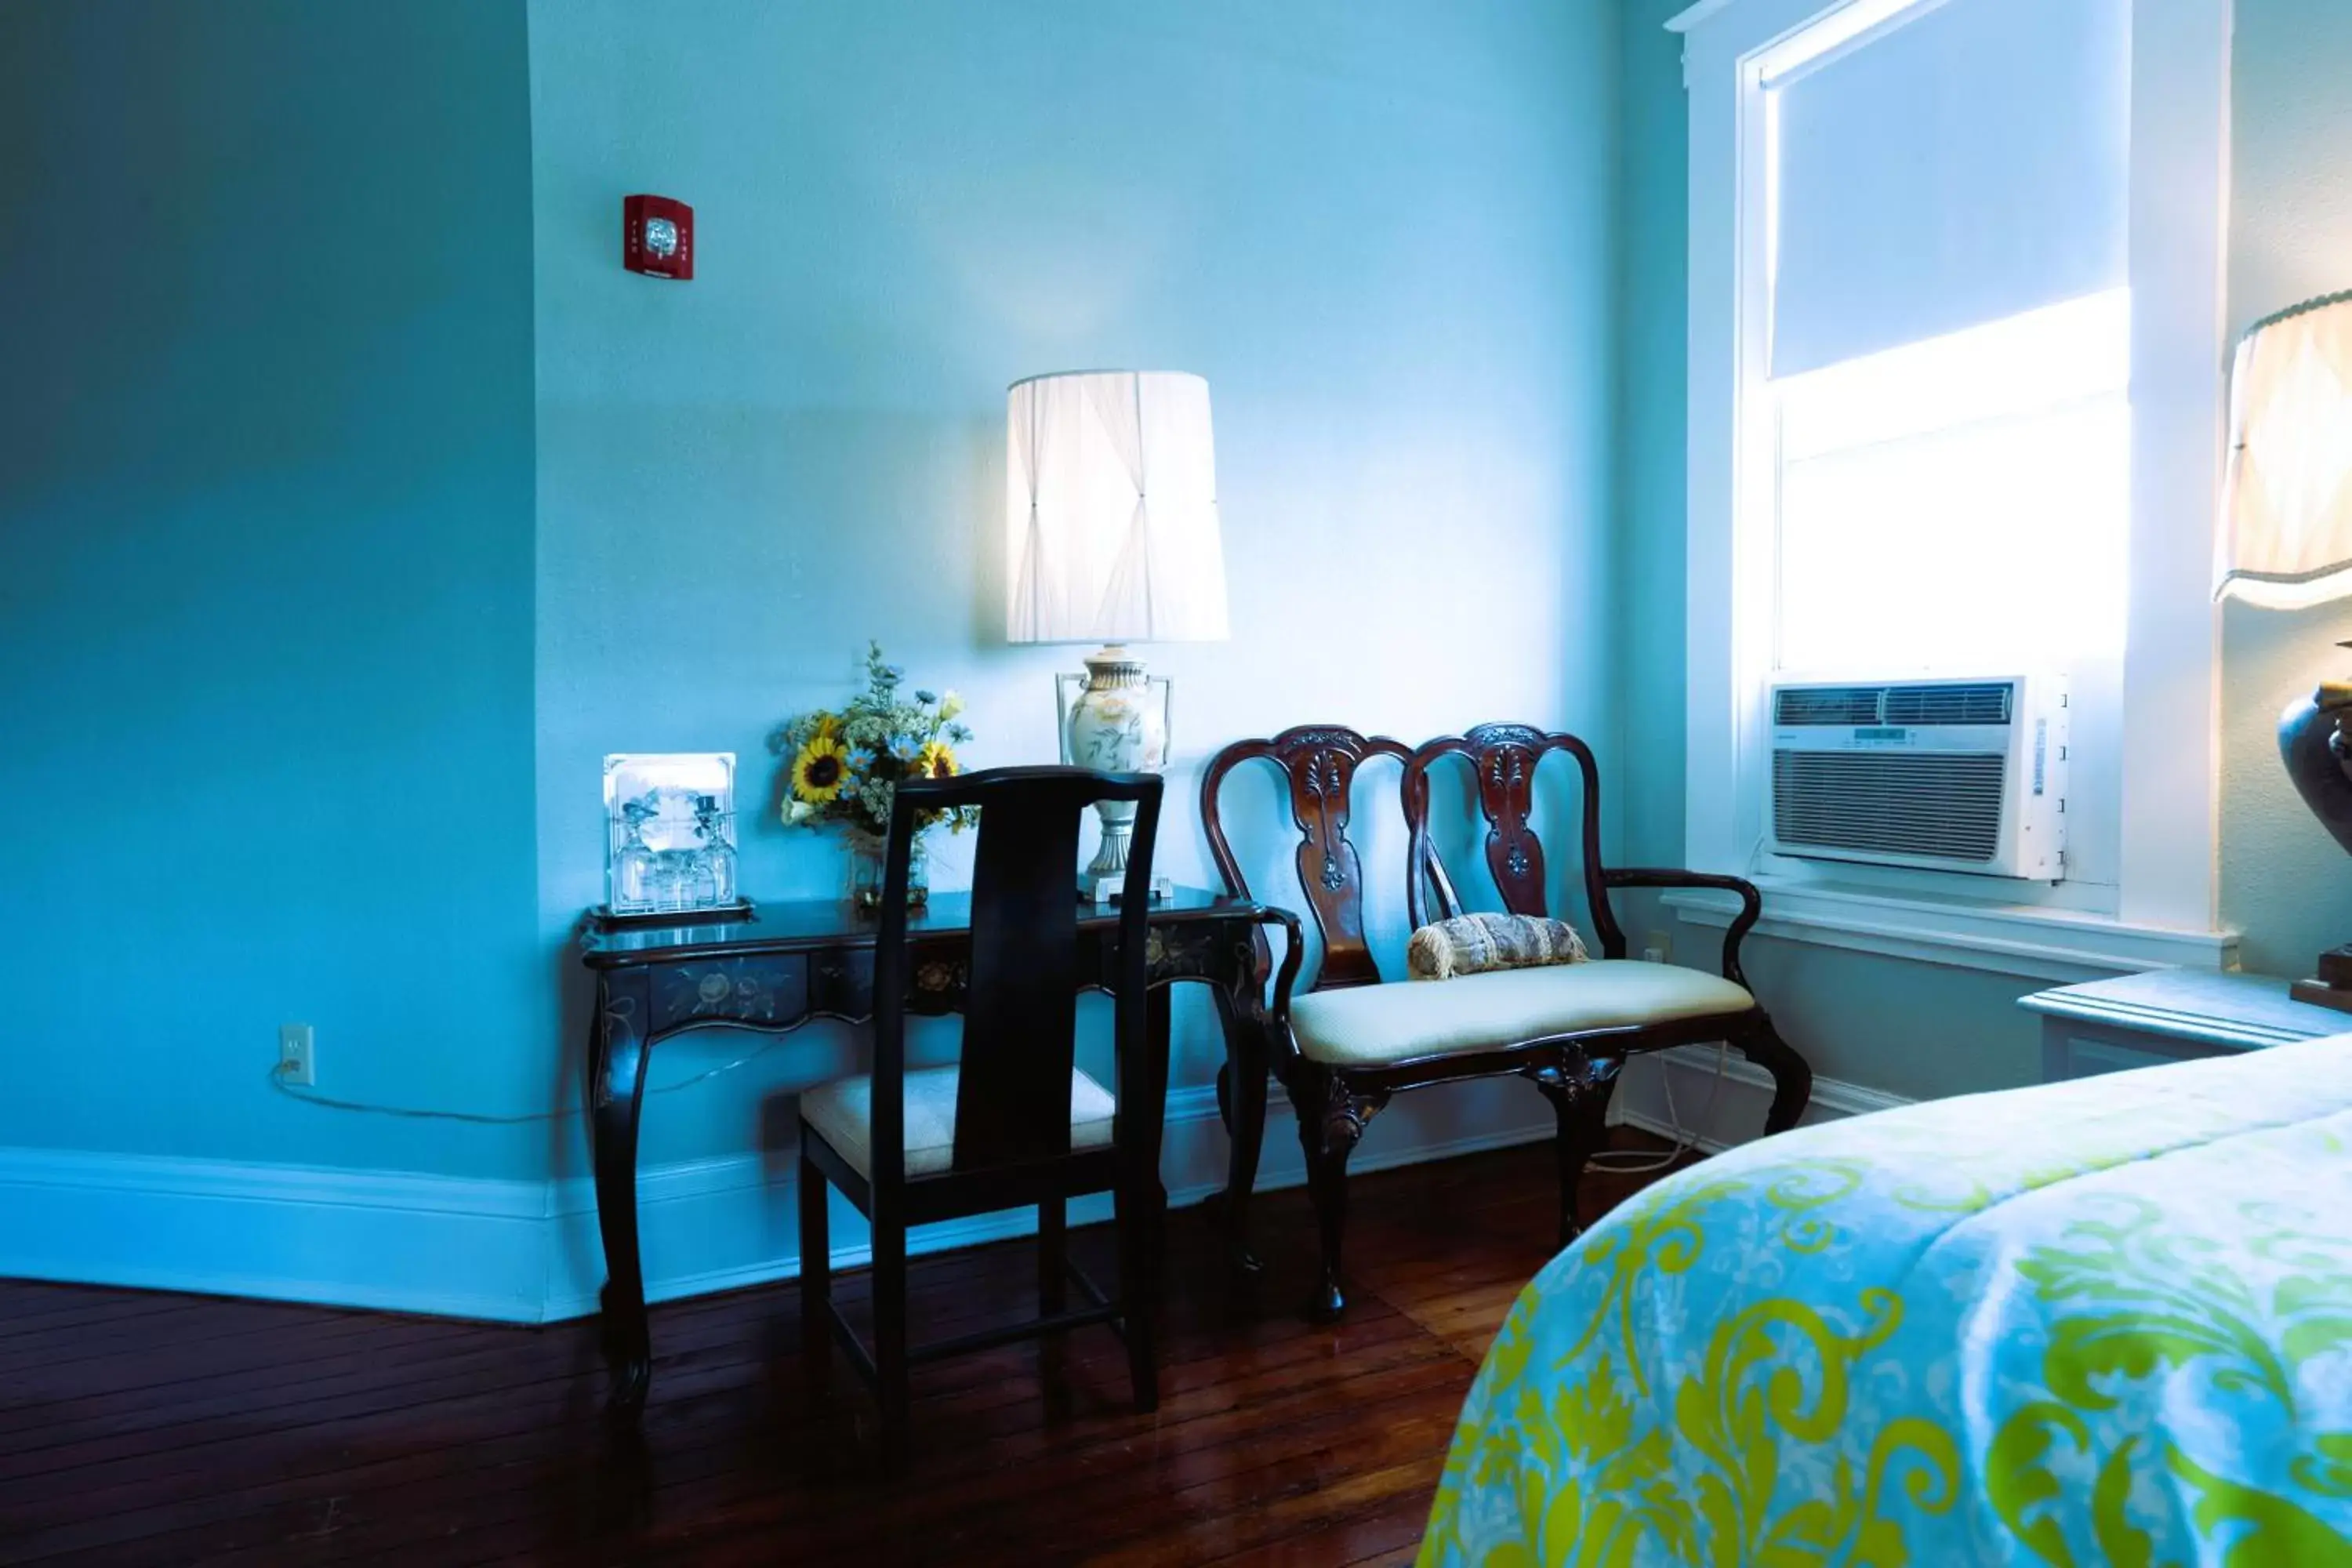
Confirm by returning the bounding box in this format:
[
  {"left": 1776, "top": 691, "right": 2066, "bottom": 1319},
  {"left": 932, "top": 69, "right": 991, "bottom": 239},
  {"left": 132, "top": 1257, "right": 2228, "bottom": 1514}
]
[{"left": 1406, "top": 912, "right": 1590, "bottom": 981}]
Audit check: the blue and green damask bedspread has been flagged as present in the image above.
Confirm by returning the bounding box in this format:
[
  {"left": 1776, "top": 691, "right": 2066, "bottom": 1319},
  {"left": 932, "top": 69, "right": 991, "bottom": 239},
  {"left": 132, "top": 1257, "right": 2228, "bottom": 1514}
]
[{"left": 1419, "top": 1036, "right": 2352, "bottom": 1566}]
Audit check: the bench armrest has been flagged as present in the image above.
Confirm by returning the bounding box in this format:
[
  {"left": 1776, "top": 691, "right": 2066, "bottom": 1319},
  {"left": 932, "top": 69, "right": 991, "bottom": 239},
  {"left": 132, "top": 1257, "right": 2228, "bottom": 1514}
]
[
  {"left": 1600, "top": 868, "right": 1762, "bottom": 988},
  {"left": 1254, "top": 906, "right": 1308, "bottom": 1029}
]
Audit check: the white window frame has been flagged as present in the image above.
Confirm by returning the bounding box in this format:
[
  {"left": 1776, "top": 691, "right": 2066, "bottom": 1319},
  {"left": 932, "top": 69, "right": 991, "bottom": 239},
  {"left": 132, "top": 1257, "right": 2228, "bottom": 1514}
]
[{"left": 1667, "top": 0, "right": 2239, "bottom": 982}]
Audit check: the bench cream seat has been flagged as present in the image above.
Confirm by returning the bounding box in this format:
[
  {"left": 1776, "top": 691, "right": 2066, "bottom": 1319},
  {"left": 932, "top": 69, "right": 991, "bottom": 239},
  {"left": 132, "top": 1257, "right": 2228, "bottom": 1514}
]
[
  {"left": 1287, "top": 960, "right": 1755, "bottom": 1069},
  {"left": 802, "top": 1065, "right": 1116, "bottom": 1179}
]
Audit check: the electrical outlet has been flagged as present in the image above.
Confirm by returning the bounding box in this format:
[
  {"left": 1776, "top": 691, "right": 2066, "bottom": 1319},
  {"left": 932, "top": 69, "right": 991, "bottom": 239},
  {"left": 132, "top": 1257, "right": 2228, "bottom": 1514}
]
[
  {"left": 1641, "top": 930, "right": 1672, "bottom": 964},
  {"left": 278, "top": 1023, "right": 316, "bottom": 1087}
]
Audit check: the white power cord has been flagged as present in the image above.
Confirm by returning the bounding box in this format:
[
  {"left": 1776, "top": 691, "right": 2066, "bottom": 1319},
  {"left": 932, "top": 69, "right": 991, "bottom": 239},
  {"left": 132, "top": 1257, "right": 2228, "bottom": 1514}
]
[
  {"left": 267, "top": 1032, "right": 792, "bottom": 1125},
  {"left": 1588, "top": 848, "right": 1757, "bottom": 1177},
  {"left": 1584, "top": 1041, "right": 1731, "bottom": 1176}
]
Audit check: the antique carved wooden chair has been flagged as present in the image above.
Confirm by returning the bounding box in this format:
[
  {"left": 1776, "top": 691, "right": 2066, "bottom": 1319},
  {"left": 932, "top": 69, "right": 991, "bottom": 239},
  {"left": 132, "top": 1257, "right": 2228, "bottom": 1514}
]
[
  {"left": 798, "top": 766, "right": 1165, "bottom": 1469},
  {"left": 1202, "top": 723, "right": 1810, "bottom": 1318}
]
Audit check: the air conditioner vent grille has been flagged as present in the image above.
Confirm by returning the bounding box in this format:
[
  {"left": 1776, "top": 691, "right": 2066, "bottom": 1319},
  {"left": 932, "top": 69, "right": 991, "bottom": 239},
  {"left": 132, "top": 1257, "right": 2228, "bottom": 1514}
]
[
  {"left": 1773, "top": 687, "right": 1885, "bottom": 726},
  {"left": 1881, "top": 683, "right": 2013, "bottom": 727},
  {"left": 1772, "top": 750, "right": 2006, "bottom": 862}
]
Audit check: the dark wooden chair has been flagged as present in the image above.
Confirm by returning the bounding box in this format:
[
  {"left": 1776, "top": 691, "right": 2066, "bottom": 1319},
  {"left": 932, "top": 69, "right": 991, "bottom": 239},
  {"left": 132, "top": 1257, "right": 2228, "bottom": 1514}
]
[
  {"left": 797, "top": 765, "right": 1166, "bottom": 1469},
  {"left": 1201, "top": 723, "right": 1810, "bottom": 1318}
]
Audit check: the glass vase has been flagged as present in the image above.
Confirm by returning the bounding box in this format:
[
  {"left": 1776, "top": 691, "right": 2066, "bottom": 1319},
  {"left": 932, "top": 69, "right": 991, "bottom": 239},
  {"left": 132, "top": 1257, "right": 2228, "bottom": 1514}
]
[{"left": 846, "top": 829, "right": 929, "bottom": 910}]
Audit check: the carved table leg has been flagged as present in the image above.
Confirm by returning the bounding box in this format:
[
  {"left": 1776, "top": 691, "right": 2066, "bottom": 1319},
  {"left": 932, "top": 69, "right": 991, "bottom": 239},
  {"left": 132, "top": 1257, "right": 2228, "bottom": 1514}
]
[
  {"left": 1740, "top": 1018, "right": 1813, "bottom": 1134},
  {"left": 590, "top": 968, "right": 655, "bottom": 1418},
  {"left": 1207, "top": 978, "right": 1272, "bottom": 1274},
  {"left": 1290, "top": 1067, "right": 1387, "bottom": 1321}
]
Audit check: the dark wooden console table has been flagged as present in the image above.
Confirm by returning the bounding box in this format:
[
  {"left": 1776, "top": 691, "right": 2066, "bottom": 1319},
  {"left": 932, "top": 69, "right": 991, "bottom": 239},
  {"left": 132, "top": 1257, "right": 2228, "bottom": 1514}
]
[{"left": 578, "top": 887, "right": 1294, "bottom": 1415}]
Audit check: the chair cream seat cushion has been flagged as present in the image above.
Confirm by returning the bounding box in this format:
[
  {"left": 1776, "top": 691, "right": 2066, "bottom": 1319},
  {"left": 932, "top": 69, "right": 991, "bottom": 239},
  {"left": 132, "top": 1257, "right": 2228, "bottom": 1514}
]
[
  {"left": 800, "top": 1065, "right": 1117, "bottom": 1178},
  {"left": 1287, "top": 960, "right": 1755, "bottom": 1068}
]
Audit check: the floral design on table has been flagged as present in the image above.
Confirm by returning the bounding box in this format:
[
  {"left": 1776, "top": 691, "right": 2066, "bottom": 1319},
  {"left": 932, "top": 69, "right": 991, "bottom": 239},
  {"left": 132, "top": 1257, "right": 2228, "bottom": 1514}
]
[
  {"left": 1143, "top": 925, "right": 1224, "bottom": 978},
  {"left": 1417, "top": 1038, "right": 2352, "bottom": 1566},
  {"left": 909, "top": 953, "right": 969, "bottom": 1009},
  {"left": 649, "top": 956, "right": 802, "bottom": 1033}
]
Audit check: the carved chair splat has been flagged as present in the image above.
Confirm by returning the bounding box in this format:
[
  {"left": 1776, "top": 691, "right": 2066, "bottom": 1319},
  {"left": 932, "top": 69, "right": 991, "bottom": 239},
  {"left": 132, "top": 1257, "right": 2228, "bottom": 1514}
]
[
  {"left": 1203, "top": 725, "right": 1410, "bottom": 993},
  {"left": 1199, "top": 726, "right": 1404, "bottom": 1264}
]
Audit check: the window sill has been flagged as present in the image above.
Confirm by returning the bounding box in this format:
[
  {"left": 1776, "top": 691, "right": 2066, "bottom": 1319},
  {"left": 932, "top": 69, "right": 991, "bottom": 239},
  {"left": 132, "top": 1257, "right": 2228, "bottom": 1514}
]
[{"left": 1662, "top": 878, "right": 2240, "bottom": 983}]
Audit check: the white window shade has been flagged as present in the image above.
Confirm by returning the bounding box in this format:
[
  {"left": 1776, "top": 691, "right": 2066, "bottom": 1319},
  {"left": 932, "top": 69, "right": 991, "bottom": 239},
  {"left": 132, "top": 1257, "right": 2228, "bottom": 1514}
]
[
  {"left": 1768, "top": 0, "right": 2131, "bottom": 379},
  {"left": 1775, "top": 289, "right": 2131, "bottom": 673}
]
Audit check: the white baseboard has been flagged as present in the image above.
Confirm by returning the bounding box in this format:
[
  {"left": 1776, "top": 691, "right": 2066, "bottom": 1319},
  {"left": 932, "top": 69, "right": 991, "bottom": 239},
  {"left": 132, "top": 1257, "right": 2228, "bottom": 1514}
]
[
  {"left": 0, "top": 1076, "right": 1559, "bottom": 1324},
  {"left": 1606, "top": 1045, "right": 1911, "bottom": 1154},
  {"left": 0, "top": 1062, "right": 1904, "bottom": 1324},
  {"left": 0, "top": 1149, "right": 557, "bottom": 1323}
]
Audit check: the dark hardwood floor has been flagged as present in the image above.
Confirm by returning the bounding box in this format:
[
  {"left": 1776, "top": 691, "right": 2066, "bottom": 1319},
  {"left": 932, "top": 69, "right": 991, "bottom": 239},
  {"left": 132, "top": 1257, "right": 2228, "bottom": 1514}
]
[{"left": 0, "top": 1132, "right": 1695, "bottom": 1567}]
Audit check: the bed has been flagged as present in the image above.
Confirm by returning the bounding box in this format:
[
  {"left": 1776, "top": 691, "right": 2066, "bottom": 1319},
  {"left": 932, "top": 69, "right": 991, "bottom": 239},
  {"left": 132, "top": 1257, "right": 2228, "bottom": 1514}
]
[{"left": 1417, "top": 1035, "right": 2352, "bottom": 1565}]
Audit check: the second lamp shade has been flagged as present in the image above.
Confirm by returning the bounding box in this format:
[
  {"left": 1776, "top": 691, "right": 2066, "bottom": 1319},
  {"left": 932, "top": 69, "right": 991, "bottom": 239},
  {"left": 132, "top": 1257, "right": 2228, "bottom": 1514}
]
[
  {"left": 2217, "top": 292, "right": 2352, "bottom": 608},
  {"left": 1005, "top": 371, "right": 1228, "bottom": 647}
]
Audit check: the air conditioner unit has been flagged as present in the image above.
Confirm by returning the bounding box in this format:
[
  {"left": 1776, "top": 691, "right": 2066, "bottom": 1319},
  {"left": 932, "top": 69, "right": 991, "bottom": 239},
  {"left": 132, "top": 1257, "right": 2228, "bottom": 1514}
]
[{"left": 1766, "top": 674, "right": 2068, "bottom": 880}]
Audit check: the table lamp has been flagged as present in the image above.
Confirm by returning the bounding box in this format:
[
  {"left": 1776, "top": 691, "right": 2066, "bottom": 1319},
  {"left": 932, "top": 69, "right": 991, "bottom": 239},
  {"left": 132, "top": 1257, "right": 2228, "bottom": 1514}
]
[
  {"left": 1006, "top": 370, "right": 1229, "bottom": 902},
  {"left": 2216, "top": 290, "right": 2352, "bottom": 1008}
]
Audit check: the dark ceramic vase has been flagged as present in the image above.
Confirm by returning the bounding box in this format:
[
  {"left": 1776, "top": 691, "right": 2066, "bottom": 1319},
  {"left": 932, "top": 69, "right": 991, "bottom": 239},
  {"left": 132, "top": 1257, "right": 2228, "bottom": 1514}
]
[
  {"left": 2280, "top": 685, "right": 2352, "bottom": 858},
  {"left": 2276, "top": 681, "right": 2352, "bottom": 1010}
]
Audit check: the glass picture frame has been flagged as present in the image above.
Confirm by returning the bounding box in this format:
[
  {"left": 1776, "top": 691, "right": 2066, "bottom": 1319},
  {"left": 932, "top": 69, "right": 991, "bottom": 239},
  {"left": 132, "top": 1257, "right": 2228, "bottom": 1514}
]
[{"left": 601, "top": 752, "right": 750, "bottom": 922}]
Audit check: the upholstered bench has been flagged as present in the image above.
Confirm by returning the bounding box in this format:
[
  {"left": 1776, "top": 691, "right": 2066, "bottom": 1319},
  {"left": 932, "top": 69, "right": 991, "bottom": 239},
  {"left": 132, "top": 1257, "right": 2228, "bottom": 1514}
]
[{"left": 1203, "top": 722, "right": 1812, "bottom": 1318}]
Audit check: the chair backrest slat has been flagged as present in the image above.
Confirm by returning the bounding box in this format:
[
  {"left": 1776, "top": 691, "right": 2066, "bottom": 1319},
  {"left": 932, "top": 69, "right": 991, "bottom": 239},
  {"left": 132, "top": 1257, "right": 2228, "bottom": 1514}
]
[
  {"left": 1402, "top": 724, "right": 1625, "bottom": 958},
  {"left": 1200, "top": 726, "right": 1408, "bottom": 991},
  {"left": 957, "top": 787, "right": 1083, "bottom": 1169},
  {"left": 873, "top": 766, "right": 1163, "bottom": 1180}
]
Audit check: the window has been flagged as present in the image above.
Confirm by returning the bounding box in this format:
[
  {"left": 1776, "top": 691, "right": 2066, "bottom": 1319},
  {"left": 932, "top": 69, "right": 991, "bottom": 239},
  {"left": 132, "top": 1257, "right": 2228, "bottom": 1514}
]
[{"left": 1671, "top": 0, "right": 2235, "bottom": 976}]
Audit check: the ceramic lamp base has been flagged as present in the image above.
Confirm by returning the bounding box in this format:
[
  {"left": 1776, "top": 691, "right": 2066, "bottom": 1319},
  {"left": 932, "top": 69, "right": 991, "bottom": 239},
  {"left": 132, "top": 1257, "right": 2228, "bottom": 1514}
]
[
  {"left": 2278, "top": 673, "right": 2352, "bottom": 1013},
  {"left": 1058, "top": 644, "right": 1174, "bottom": 903},
  {"left": 1080, "top": 869, "right": 1174, "bottom": 906}
]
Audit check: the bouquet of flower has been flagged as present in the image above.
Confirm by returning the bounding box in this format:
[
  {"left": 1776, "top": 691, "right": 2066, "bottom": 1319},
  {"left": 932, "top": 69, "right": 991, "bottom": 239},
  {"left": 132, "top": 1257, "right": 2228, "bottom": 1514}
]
[{"left": 771, "top": 642, "right": 978, "bottom": 839}]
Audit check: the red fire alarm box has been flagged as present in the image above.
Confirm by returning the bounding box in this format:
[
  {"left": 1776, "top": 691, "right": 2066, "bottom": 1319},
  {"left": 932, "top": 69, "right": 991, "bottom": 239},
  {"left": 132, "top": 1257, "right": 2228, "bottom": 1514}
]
[{"left": 622, "top": 194, "right": 694, "bottom": 280}]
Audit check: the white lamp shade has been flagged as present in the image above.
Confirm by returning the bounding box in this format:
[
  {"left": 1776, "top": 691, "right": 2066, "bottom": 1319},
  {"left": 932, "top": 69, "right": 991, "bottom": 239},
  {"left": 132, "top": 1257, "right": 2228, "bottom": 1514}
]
[
  {"left": 1005, "top": 370, "right": 1229, "bottom": 645},
  {"left": 2218, "top": 292, "right": 2352, "bottom": 608}
]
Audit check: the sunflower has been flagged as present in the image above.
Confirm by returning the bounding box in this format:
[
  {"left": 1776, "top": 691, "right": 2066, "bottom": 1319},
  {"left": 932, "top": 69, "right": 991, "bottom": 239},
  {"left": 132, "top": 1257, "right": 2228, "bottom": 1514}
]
[
  {"left": 791, "top": 736, "right": 852, "bottom": 804},
  {"left": 915, "top": 740, "right": 960, "bottom": 781}
]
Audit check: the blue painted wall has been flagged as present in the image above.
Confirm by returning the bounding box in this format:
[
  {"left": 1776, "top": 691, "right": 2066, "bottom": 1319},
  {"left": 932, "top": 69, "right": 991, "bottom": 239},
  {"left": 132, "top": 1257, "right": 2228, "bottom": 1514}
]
[
  {"left": 527, "top": 0, "right": 1627, "bottom": 1172},
  {"left": 0, "top": 0, "right": 1632, "bottom": 1207},
  {"left": 0, "top": 1, "right": 548, "bottom": 1179}
]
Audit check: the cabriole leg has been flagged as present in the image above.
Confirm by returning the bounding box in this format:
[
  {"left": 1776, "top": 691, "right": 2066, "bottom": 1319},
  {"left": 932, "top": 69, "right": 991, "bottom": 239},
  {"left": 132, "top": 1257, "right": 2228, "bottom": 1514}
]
[
  {"left": 1288, "top": 1068, "right": 1386, "bottom": 1322},
  {"left": 1530, "top": 1062, "right": 1617, "bottom": 1249},
  {"left": 1741, "top": 1018, "right": 1813, "bottom": 1134},
  {"left": 1210, "top": 984, "right": 1272, "bottom": 1274},
  {"left": 590, "top": 970, "right": 655, "bottom": 1418}
]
